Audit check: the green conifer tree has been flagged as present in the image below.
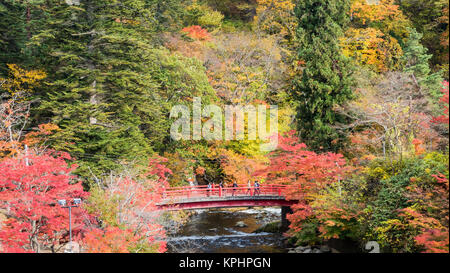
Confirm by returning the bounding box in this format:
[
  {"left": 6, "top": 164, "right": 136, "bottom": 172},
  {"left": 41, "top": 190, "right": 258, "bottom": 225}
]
[
  {"left": 402, "top": 28, "right": 443, "bottom": 102},
  {"left": 30, "top": 0, "right": 216, "bottom": 182},
  {"left": 292, "top": 0, "right": 354, "bottom": 152},
  {"left": 0, "top": 0, "right": 37, "bottom": 74}
]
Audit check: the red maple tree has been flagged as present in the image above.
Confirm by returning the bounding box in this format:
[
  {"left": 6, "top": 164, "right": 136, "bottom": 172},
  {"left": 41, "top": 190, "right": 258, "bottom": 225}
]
[
  {"left": 0, "top": 152, "right": 89, "bottom": 253},
  {"left": 82, "top": 156, "right": 171, "bottom": 253},
  {"left": 406, "top": 173, "right": 449, "bottom": 253},
  {"left": 254, "top": 131, "right": 350, "bottom": 233}
]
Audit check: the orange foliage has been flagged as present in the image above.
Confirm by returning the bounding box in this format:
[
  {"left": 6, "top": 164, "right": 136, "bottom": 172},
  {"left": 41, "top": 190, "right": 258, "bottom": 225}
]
[
  {"left": 1, "top": 65, "right": 47, "bottom": 157},
  {"left": 23, "top": 123, "right": 60, "bottom": 146},
  {"left": 254, "top": 131, "right": 351, "bottom": 233},
  {"left": 195, "top": 166, "right": 206, "bottom": 175},
  {"left": 415, "top": 229, "right": 449, "bottom": 253},
  {"left": 351, "top": 0, "right": 405, "bottom": 25},
  {"left": 219, "top": 148, "right": 267, "bottom": 185},
  {"left": 341, "top": 27, "right": 403, "bottom": 72},
  {"left": 412, "top": 138, "right": 425, "bottom": 156},
  {"left": 83, "top": 226, "right": 142, "bottom": 253},
  {"left": 181, "top": 25, "right": 211, "bottom": 41}
]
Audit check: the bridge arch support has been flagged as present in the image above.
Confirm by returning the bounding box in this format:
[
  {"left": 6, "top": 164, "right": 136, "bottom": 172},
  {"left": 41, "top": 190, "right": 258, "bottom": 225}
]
[{"left": 281, "top": 206, "right": 293, "bottom": 231}]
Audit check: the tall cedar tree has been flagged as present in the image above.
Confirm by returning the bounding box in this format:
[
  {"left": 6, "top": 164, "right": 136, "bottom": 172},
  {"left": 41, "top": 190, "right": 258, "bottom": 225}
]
[
  {"left": 292, "top": 0, "right": 354, "bottom": 152},
  {"left": 29, "top": 1, "right": 160, "bottom": 182},
  {"left": 29, "top": 1, "right": 216, "bottom": 183},
  {"left": 0, "top": 1, "right": 26, "bottom": 75},
  {"left": 31, "top": 0, "right": 214, "bottom": 183}
]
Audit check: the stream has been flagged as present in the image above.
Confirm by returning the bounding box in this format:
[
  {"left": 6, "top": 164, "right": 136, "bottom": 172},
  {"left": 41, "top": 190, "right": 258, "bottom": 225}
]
[{"left": 166, "top": 207, "right": 287, "bottom": 253}]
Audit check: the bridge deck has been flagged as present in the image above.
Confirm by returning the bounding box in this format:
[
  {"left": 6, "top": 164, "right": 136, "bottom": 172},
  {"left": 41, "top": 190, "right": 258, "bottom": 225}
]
[
  {"left": 159, "top": 194, "right": 284, "bottom": 204},
  {"left": 157, "top": 184, "right": 296, "bottom": 210}
]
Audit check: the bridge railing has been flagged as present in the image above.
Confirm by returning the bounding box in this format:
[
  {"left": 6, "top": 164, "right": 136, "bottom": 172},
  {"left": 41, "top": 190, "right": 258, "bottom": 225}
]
[{"left": 161, "top": 184, "right": 289, "bottom": 201}]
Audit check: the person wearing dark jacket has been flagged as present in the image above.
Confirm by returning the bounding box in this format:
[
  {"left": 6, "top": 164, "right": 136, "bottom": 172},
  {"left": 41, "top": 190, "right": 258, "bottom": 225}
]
[
  {"left": 254, "top": 180, "right": 260, "bottom": 195},
  {"left": 232, "top": 181, "right": 238, "bottom": 196},
  {"left": 219, "top": 181, "right": 224, "bottom": 195}
]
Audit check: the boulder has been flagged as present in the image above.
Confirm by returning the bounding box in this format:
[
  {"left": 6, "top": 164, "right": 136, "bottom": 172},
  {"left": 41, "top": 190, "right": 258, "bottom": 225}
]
[
  {"left": 320, "top": 245, "right": 331, "bottom": 253},
  {"left": 235, "top": 221, "right": 247, "bottom": 228},
  {"left": 295, "top": 246, "right": 308, "bottom": 252},
  {"left": 64, "top": 242, "right": 80, "bottom": 253},
  {"left": 303, "top": 248, "right": 312, "bottom": 253},
  {"left": 254, "top": 221, "right": 281, "bottom": 233}
]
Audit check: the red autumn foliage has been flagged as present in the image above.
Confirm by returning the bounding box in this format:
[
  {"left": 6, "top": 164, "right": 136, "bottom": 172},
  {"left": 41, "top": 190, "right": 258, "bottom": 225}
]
[
  {"left": 254, "top": 131, "right": 350, "bottom": 233},
  {"left": 0, "top": 152, "right": 89, "bottom": 253},
  {"left": 181, "top": 25, "right": 211, "bottom": 41},
  {"left": 82, "top": 157, "right": 171, "bottom": 253},
  {"left": 147, "top": 155, "right": 173, "bottom": 184},
  {"left": 83, "top": 226, "right": 140, "bottom": 253},
  {"left": 83, "top": 225, "right": 167, "bottom": 253},
  {"left": 404, "top": 173, "right": 449, "bottom": 253},
  {"left": 414, "top": 229, "right": 449, "bottom": 253}
]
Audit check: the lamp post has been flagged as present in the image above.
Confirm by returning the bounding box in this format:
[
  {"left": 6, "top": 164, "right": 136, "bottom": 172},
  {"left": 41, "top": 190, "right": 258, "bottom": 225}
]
[{"left": 58, "top": 198, "right": 81, "bottom": 251}]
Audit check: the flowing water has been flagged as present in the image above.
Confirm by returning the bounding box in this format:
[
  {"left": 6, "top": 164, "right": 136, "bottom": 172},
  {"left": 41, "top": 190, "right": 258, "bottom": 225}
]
[{"left": 166, "top": 207, "right": 288, "bottom": 253}]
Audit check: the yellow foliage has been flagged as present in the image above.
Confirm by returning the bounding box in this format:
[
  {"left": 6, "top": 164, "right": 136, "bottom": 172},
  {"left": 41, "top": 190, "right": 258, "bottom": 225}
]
[
  {"left": 0, "top": 65, "right": 47, "bottom": 157},
  {"left": 0, "top": 64, "right": 46, "bottom": 98},
  {"left": 187, "top": 1, "right": 224, "bottom": 29},
  {"left": 218, "top": 148, "right": 268, "bottom": 184},
  {"left": 350, "top": 0, "right": 410, "bottom": 42},
  {"left": 254, "top": 0, "right": 297, "bottom": 41},
  {"left": 341, "top": 27, "right": 403, "bottom": 72}
]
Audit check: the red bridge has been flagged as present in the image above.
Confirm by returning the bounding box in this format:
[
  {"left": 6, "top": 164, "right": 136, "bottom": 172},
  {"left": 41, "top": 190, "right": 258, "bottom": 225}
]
[
  {"left": 157, "top": 184, "right": 295, "bottom": 210},
  {"left": 157, "top": 184, "right": 296, "bottom": 227}
]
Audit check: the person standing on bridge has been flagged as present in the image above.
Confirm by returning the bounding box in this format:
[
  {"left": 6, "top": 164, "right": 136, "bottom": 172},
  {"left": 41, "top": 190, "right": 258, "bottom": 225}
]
[
  {"left": 232, "top": 181, "right": 238, "bottom": 196},
  {"left": 246, "top": 180, "right": 252, "bottom": 195},
  {"left": 254, "top": 180, "right": 260, "bottom": 196},
  {"left": 207, "top": 182, "right": 212, "bottom": 197}
]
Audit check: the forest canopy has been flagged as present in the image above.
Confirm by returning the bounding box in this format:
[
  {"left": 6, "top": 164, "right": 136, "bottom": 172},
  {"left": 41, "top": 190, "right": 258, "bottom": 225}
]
[{"left": 0, "top": 0, "right": 448, "bottom": 253}]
